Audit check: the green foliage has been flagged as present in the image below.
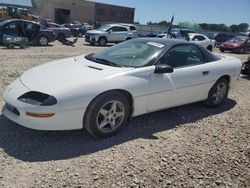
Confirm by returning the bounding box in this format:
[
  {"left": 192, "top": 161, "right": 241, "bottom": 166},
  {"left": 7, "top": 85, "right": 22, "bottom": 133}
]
[
  {"left": 199, "top": 22, "right": 249, "bottom": 32},
  {"left": 147, "top": 20, "right": 171, "bottom": 27},
  {"left": 178, "top": 21, "right": 201, "bottom": 30}
]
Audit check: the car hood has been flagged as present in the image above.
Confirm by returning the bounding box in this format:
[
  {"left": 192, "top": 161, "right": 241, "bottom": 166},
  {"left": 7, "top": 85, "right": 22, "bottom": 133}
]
[
  {"left": 86, "top": 30, "right": 106, "bottom": 34},
  {"left": 20, "top": 56, "right": 133, "bottom": 95},
  {"left": 222, "top": 42, "right": 243, "bottom": 46}
]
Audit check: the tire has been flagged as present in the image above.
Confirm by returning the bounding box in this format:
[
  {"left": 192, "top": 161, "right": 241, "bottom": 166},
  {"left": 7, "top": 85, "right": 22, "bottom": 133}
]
[
  {"left": 38, "top": 36, "right": 49, "bottom": 46},
  {"left": 126, "top": 37, "right": 132, "bottom": 40},
  {"left": 220, "top": 48, "right": 224, "bottom": 53},
  {"left": 207, "top": 45, "right": 213, "bottom": 52},
  {"left": 83, "top": 91, "right": 130, "bottom": 138},
  {"left": 98, "top": 37, "right": 107, "bottom": 46},
  {"left": 57, "top": 33, "right": 65, "bottom": 42},
  {"left": 239, "top": 48, "right": 244, "bottom": 54},
  {"left": 204, "top": 78, "right": 229, "bottom": 107},
  {"left": 78, "top": 32, "right": 83, "bottom": 37}
]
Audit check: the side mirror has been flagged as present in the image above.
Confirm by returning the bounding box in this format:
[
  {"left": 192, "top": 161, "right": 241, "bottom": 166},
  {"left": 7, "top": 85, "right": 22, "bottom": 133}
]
[
  {"left": 108, "top": 30, "right": 112, "bottom": 34},
  {"left": 154, "top": 64, "right": 173, "bottom": 74}
]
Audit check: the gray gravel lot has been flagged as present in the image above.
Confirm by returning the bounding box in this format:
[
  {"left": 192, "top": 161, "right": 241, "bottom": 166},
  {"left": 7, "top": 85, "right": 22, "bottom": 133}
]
[{"left": 0, "top": 38, "right": 249, "bottom": 188}]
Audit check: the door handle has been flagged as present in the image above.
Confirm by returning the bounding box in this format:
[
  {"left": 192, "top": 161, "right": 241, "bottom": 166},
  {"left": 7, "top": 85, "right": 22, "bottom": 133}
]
[{"left": 202, "top": 71, "right": 210, "bottom": 76}]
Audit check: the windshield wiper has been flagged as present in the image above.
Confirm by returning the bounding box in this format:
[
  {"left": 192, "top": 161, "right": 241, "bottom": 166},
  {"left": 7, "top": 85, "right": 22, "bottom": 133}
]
[
  {"left": 94, "top": 58, "right": 119, "bottom": 67},
  {"left": 85, "top": 54, "right": 126, "bottom": 67}
]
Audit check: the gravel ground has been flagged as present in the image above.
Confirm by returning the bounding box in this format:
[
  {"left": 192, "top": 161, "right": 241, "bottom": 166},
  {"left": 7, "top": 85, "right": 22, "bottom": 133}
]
[{"left": 0, "top": 38, "right": 249, "bottom": 188}]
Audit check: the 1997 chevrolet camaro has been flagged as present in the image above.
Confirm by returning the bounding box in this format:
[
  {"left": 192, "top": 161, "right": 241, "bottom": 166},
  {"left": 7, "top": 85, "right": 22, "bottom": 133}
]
[{"left": 2, "top": 38, "right": 242, "bottom": 137}]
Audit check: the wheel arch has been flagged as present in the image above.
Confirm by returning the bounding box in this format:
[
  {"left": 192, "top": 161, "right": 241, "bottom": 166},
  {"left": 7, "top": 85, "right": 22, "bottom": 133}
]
[
  {"left": 219, "top": 75, "right": 231, "bottom": 84},
  {"left": 83, "top": 89, "right": 134, "bottom": 127}
]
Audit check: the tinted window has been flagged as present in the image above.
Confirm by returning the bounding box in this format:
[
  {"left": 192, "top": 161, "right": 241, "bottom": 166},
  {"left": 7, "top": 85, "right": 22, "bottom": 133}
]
[
  {"left": 129, "top": 26, "right": 136, "bottom": 31},
  {"left": 2, "top": 22, "right": 20, "bottom": 36},
  {"left": 193, "top": 35, "right": 206, "bottom": 41},
  {"left": 158, "top": 44, "right": 204, "bottom": 68},
  {"left": 119, "top": 27, "right": 128, "bottom": 31}
]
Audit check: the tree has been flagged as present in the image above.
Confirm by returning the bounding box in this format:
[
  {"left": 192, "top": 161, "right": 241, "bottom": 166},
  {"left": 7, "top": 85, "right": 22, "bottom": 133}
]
[{"left": 238, "top": 23, "right": 249, "bottom": 32}]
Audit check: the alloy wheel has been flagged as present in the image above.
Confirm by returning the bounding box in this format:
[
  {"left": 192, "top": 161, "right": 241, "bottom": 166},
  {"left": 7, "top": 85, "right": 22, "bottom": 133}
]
[
  {"left": 212, "top": 82, "right": 227, "bottom": 105},
  {"left": 96, "top": 100, "right": 125, "bottom": 133}
]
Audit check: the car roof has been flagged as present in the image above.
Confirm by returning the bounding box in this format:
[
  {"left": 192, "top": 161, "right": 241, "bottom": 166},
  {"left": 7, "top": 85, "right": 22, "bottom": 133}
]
[{"left": 0, "top": 19, "right": 42, "bottom": 26}]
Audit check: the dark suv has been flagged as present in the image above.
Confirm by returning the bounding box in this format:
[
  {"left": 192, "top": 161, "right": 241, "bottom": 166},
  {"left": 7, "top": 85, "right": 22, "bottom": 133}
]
[
  {"left": 0, "top": 19, "right": 56, "bottom": 46},
  {"left": 215, "top": 33, "right": 235, "bottom": 46},
  {"left": 61, "top": 23, "right": 87, "bottom": 37}
]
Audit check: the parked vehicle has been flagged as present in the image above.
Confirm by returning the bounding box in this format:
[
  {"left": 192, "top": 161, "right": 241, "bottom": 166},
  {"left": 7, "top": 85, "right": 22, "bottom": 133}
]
[
  {"left": 241, "top": 56, "right": 250, "bottom": 75},
  {"left": 119, "top": 23, "right": 137, "bottom": 37},
  {"left": 215, "top": 33, "right": 235, "bottom": 46},
  {"left": 188, "top": 33, "right": 215, "bottom": 51},
  {"left": 61, "top": 23, "right": 87, "bottom": 37},
  {"left": 82, "top": 23, "right": 93, "bottom": 30},
  {"left": 85, "top": 24, "right": 135, "bottom": 46},
  {"left": 220, "top": 36, "right": 250, "bottom": 54},
  {"left": 0, "top": 19, "right": 56, "bottom": 46},
  {"left": 170, "top": 29, "right": 196, "bottom": 38},
  {"left": 157, "top": 33, "right": 168, "bottom": 38},
  {"left": 45, "top": 22, "right": 71, "bottom": 41},
  {"left": 2, "top": 38, "right": 241, "bottom": 137}
]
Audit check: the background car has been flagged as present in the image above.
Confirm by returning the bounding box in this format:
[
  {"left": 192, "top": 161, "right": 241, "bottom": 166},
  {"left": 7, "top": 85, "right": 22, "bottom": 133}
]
[
  {"left": 215, "top": 33, "right": 235, "bottom": 46},
  {"left": 85, "top": 24, "right": 135, "bottom": 46},
  {"left": 44, "top": 22, "right": 71, "bottom": 41},
  {"left": 2, "top": 38, "right": 242, "bottom": 138},
  {"left": 81, "top": 22, "right": 93, "bottom": 30},
  {"left": 61, "top": 23, "right": 87, "bottom": 37},
  {"left": 0, "top": 19, "right": 56, "bottom": 46},
  {"left": 170, "top": 29, "right": 196, "bottom": 39},
  {"left": 188, "top": 33, "right": 215, "bottom": 51},
  {"left": 241, "top": 56, "right": 250, "bottom": 75},
  {"left": 220, "top": 36, "right": 250, "bottom": 54}
]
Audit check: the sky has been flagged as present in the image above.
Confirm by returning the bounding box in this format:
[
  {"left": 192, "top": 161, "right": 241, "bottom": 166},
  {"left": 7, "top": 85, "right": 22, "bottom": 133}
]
[{"left": 1, "top": 0, "right": 249, "bottom": 26}]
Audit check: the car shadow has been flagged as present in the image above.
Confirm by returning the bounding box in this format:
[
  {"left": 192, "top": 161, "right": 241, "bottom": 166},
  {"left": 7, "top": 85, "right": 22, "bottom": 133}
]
[{"left": 0, "top": 99, "right": 236, "bottom": 162}]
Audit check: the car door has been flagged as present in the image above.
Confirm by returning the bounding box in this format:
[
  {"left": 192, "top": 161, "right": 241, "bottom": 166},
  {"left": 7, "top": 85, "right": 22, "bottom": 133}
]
[
  {"left": 107, "top": 26, "right": 120, "bottom": 41},
  {"left": 148, "top": 44, "right": 215, "bottom": 111},
  {"left": 192, "top": 35, "right": 209, "bottom": 48},
  {"left": 22, "top": 21, "right": 40, "bottom": 42}
]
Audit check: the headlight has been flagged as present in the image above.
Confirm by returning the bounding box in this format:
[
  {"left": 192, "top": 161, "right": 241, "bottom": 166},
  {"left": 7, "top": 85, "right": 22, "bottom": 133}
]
[{"left": 18, "top": 91, "right": 57, "bottom": 106}]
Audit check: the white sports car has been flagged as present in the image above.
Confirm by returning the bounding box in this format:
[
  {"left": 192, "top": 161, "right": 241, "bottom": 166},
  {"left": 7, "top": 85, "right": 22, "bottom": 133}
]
[{"left": 2, "top": 38, "right": 241, "bottom": 137}]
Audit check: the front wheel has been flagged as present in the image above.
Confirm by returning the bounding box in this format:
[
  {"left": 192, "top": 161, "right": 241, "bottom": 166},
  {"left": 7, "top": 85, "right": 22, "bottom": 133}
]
[
  {"left": 204, "top": 78, "right": 229, "bottom": 107},
  {"left": 98, "top": 37, "right": 107, "bottom": 46},
  {"left": 83, "top": 92, "right": 130, "bottom": 138}
]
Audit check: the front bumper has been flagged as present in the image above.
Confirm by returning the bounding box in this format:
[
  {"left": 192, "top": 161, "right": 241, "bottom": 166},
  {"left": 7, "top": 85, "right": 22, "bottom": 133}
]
[
  {"left": 85, "top": 35, "right": 99, "bottom": 43},
  {"left": 220, "top": 46, "right": 241, "bottom": 52},
  {"left": 2, "top": 79, "right": 85, "bottom": 131}
]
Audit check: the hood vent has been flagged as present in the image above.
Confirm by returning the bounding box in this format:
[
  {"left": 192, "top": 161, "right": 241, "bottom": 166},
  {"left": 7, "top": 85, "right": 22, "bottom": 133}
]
[{"left": 88, "top": 66, "right": 103, "bottom": 71}]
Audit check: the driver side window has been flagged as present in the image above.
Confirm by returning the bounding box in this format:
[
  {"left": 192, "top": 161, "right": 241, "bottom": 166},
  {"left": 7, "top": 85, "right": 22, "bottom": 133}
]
[{"left": 158, "top": 44, "right": 205, "bottom": 68}]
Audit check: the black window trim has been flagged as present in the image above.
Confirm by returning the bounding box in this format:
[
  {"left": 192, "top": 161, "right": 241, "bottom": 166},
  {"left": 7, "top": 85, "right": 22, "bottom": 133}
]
[{"left": 155, "top": 43, "right": 209, "bottom": 69}]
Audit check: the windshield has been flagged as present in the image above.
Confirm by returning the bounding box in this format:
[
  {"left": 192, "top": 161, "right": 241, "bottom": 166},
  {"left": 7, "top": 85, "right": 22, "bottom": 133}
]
[
  {"left": 228, "top": 37, "right": 247, "bottom": 43},
  {"left": 97, "top": 24, "right": 111, "bottom": 31},
  {"left": 85, "top": 40, "right": 166, "bottom": 68}
]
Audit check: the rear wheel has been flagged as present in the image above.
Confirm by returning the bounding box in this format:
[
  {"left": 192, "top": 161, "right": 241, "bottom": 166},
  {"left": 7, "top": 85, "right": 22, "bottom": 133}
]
[
  {"left": 204, "top": 78, "right": 229, "bottom": 107},
  {"left": 83, "top": 91, "right": 130, "bottom": 138},
  {"left": 38, "top": 36, "right": 49, "bottom": 46}
]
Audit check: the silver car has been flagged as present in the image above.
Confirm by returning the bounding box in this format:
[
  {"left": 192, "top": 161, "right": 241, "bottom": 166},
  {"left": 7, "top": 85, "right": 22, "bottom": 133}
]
[{"left": 85, "top": 24, "right": 136, "bottom": 46}]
